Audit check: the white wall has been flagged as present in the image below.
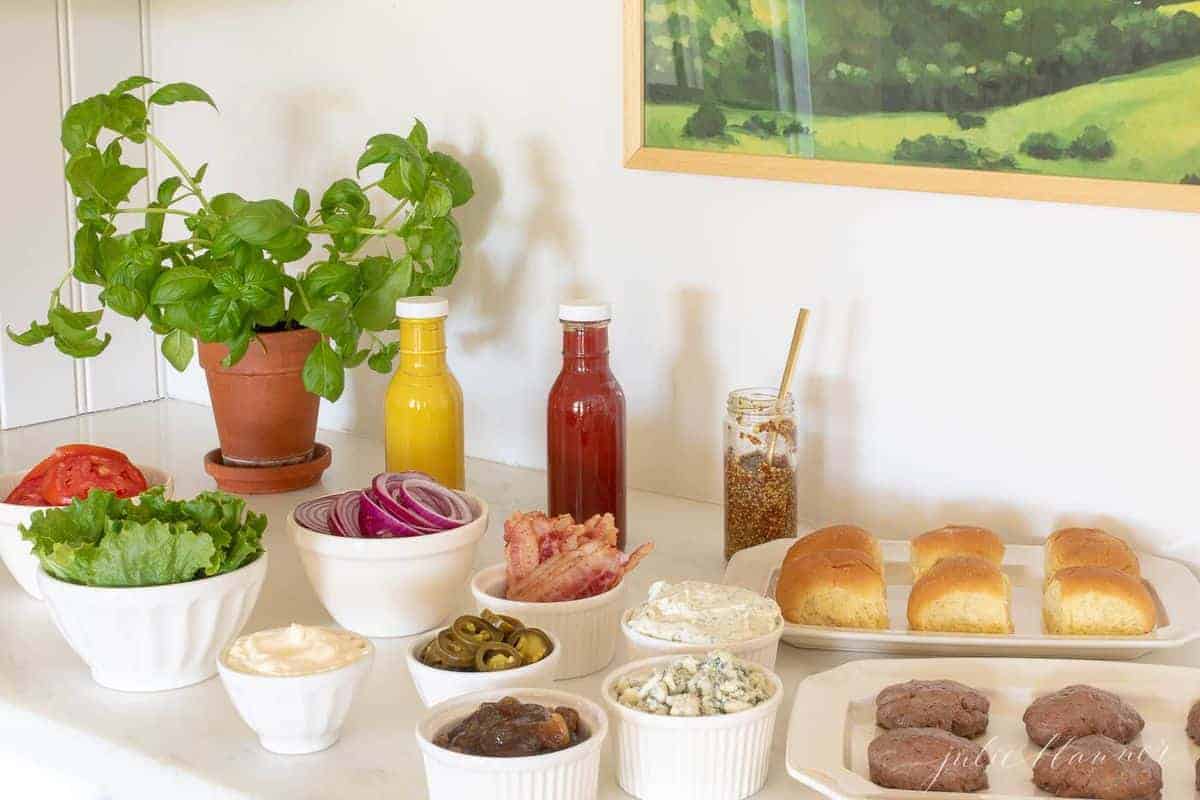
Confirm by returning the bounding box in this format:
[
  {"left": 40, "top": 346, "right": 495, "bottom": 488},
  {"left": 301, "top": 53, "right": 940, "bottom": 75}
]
[
  {"left": 149, "top": 1, "right": 1200, "bottom": 560},
  {"left": 0, "top": 0, "right": 160, "bottom": 429}
]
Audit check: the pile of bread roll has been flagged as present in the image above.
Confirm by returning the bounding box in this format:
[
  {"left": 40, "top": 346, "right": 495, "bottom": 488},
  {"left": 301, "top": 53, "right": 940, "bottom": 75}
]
[{"left": 774, "top": 523, "right": 1157, "bottom": 636}]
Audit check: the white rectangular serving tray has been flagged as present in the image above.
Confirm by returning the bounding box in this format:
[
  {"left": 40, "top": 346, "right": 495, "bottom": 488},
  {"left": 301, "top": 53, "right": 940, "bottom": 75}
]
[
  {"left": 786, "top": 657, "right": 1200, "bottom": 800},
  {"left": 724, "top": 537, "right": 1200, "bottom": 659}
]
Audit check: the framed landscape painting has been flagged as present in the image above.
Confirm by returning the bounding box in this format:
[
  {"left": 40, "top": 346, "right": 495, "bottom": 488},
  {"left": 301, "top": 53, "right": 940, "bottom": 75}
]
[{"left": 622, "top": 0, "right": 1200, "bottom": 212}]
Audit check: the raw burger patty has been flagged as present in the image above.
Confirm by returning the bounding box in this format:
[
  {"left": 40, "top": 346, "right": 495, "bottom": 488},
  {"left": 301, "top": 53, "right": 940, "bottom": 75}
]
[
  {"left": 1032, "top": 735, "right": 1162, "bottom": 800},
  {"left": 868, "top": 727, "right": 989, "bottom": 792},
  {"left": 875, "top": 679, "right": 990, "bottom": 738},
  {"left": 1187, "top": 699, "right": 1200, "bottom": 744},
  {"left": 1023, "top": 685, "right": 1144, "bottom": 748}
]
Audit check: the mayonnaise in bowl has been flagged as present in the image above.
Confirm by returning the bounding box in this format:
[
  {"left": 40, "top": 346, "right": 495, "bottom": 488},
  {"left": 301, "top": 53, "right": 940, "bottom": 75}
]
[{"left": 223, "top": 624, "right": 371, "bottom": 677}]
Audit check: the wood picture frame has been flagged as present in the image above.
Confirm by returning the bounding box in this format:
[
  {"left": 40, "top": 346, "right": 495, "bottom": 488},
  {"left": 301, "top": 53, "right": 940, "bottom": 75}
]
[{"left": 622, "top": 0, "right": 1200, "bottom": 214}]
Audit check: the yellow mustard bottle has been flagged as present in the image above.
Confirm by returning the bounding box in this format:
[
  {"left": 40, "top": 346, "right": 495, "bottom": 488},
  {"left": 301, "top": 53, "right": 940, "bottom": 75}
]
[{"left": 384, "top": 296, "right": 465, "bottom": 489}]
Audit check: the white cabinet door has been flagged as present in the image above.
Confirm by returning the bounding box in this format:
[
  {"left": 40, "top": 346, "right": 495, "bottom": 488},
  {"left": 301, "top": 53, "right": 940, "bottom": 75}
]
[{"left": 0, "top": 0, "right": 159, "bottom": 429}]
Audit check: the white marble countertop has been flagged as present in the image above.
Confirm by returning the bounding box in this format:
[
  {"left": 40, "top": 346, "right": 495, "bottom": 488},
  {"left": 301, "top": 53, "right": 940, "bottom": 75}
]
[{"left": 3, "top": 399, "right": 1199, "bottom": 799}]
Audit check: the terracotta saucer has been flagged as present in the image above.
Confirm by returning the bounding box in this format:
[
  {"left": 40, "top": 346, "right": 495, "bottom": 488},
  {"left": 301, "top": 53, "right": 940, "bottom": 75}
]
[{"left": 203, "top": 443, "right": 332, "bottom": 494}]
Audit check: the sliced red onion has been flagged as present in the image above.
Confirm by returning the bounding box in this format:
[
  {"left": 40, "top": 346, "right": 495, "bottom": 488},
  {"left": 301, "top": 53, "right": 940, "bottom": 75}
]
[
  {"left": 295, "top": 472, "right": 476, "bottom": 539},
  {"left": 293, "top": 495, "right": 337, "bottom": 533},
  {"left": 358, "top": 489, "right": 423, "bottom": 537},
  {"left": 330, "top": 491, "right": 362, "bottom": 537}
]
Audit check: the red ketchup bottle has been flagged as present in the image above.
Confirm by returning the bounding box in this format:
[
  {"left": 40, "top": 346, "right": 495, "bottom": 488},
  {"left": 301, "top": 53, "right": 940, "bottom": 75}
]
[{"left": 547, "top": 301, "right": 627, "bottom": 549}]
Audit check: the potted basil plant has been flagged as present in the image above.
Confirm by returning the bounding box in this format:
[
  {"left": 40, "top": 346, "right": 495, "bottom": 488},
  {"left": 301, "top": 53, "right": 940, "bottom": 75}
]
[{"left": 9, "top": 76, "right": 473, "bottom": 472}]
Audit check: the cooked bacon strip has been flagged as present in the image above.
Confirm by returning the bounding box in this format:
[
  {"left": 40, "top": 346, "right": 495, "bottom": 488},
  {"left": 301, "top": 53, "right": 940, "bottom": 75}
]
[
  {"left": 508, "top": 539, "right": 655, "bottom": 602},
  {"left": 504, "top": 510, "right": 652, "bottom": 601}
]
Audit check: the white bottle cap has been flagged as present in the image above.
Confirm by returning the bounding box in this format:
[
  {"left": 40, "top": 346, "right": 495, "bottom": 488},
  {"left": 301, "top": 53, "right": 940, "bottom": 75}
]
[
  {"left": 396, "top": 296, "right": 449, "bottom": 319},
  {"left": 558, "top": 300, "right": 611, "bottom": 322}
]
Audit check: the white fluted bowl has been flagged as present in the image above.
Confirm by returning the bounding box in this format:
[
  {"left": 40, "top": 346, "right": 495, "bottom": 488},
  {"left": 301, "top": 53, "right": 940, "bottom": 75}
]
[
  {"left": 37, "top": 551, "right": 267, "bottom": 692},
  {"left": 601, "top": 654, "right": 784, "bottom": 800},
  {"left": 290, "top": 494, "right": 488, "bottom": 638},
  {"left": 619, "top": 608, "right": 784, "bottom": 669},
  {"left": 415, "top": 687, "right": 607, "bottom": 800},
  {"left": 469, "top": 563, "right": 625, "bottom": 679},
  {"left": 0, "top": 465, "right": 173, "bottom": 600},
  {"left": 218, "top": 632, "right": 374, "bottom": 754},
  {"left": 405, "top": 628, "right": 562, "bottom": 707}
]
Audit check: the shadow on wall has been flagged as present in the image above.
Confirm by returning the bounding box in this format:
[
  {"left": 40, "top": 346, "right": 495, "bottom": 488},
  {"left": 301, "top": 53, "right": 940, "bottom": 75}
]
[
  {"left": 457, "top": 133, "right": 584, "bottom": 352},
  {"left": 629, "top": 287, "right": 720, "bottom": 503}
]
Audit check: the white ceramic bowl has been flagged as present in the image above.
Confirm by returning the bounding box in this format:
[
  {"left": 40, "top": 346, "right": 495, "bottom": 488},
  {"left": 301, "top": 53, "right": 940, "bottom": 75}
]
[
  {"left": 290, "top": 494, "right": 489, "bottom": 638},
  {"left": 405, "top": 627, "right": 562, "bottom": 707},
  {"left": 415, "top": 687, "right": 607, "bottom": 800},
  {"left": 0, "top": 464, "right": 174, "bottom": 600},
  {"left": 619, "top": 608, "right": 784, "bottom": 670},
  {"left": 601, "top": 654, "right": 785, "bottom": 800},
  {"left": 218, "top": 631, "right": 374, "bottom": 754},
  {"left": 37, "top": 551, "right": 267, "bottom": 692},
  {"left": 469, "top": 563, "right": 625, "bottom": 679}
]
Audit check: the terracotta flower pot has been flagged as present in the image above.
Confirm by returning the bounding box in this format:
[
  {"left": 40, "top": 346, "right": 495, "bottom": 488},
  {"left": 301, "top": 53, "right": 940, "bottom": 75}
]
[{"left": 198, "top": 328, "right": 321, "bottom": 468}]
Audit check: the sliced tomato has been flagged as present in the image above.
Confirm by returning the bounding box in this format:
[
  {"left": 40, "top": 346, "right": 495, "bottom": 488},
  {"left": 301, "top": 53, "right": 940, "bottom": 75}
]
[
  {"left": 3, "top": 450, "right": 65, "bottom": 505},
  {"left": 53, "top": 444, "right": 133, "bottom": 461},
  {"left": 40, "top": 451, "right": 147, "bottom": 505},
  {"left": 4, "top": 475, "right": 50, "bottom": 505}
]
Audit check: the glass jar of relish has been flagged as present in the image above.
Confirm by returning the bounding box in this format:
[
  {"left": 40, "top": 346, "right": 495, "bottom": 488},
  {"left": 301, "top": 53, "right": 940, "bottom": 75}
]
[{"left": 723, "top": 387, "right": 797, "bottom": 561}]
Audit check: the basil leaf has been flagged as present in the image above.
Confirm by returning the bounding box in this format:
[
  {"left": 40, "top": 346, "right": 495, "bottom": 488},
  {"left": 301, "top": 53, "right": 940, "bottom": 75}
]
[
  {"left": 194, "top": 163, "right": 208, "bottom": 184},
  {"left": 156, "top": 176, "right": 183, "bottom": 206},
  {"left": 7, "top": 321, "right": 53, "bottom": 346},
  {"left": 61, "top": 96, "right": 107, "bottom": 154},
  {"left": 300, "top": 298, "right": 352, "bottom": 338},
  {"left": 161, "top": 329, "right": 194, "bottom": 371},
  {"left": 293, "top": 188, "right": 311, "bottom": 219},
  {"left": 104, "top": 93, "right": 148, "bottom": 142},
  {"left": 380, "top": 155, "right": 426, "bottom": 202},
  {"left": 354, "top": 256, "right": 411, "bottom": 330},
  {"left": 428, "top": 151, "right": 474, "bottom": 206},
  {"left": 303, "top": 261, "right": 359, "bottom": 300},
  {"left": 101, "top": 285, "right": 148, "bottom": 318},
  {"left": 110, "top": 75, "right": 154, "bottom": 96},
  {"left": 408, "top": 119, "right": 429, "bottom": 155},
  {"left": 424, "top": 180, "right": 452, "bottom": 219},
  {"left": 198, "top": 295, "right": 244, "bottom": 342},
  {"left": 302, "top": 338, "right": 345, "bottom": 401},
  {"left": 367, "top": 341, "right": 400, "bottom": 374},
  {"left": 220, "top": 325, "right": 252, "bottom": 368},
  {"left": 427, "top": 218, "right": 462, "bottom": 282},
  {"left": 227, "top": 199, "right": 298, "bottom": 245},
  {"left": 356, "top": 133, "right": 420, "bottom": 175},
  {"left": 210, "top": 192, "right": 247, "bottom": 218},
  {"left": 150, "top": 266, "right": 211, "bottom": 304},
  {"left": 73, "top": 227, "right": 103, "bottom": 285},
  {"left": 241, "top": 259, "right": 283, "bottom": 310},
  {"left": 148, "top": 82, "right": 217, "bottom": 109},
  {"left": 53, "top": 331, "right": 111, "bottom": 358}
]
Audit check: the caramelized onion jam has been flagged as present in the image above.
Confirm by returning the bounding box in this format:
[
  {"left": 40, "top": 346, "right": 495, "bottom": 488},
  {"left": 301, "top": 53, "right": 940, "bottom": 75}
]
[{"left": 434, "top": 696, "right": 588, "bottom": 757}]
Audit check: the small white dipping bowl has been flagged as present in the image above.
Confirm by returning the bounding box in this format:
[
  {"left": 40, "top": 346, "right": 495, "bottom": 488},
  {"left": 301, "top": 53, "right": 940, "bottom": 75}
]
[
  {"left": 405, "top": 627, "right": 562, "bottom": 707},
  {"left": 415, "top": 687, "right": 608, "bottom": 800},
  {"left": 37, "top": 551, "right": 267, "bottom": 692},
  {"left": 469, "top": 563, "right": 626, "bottom": 679},
  {"left": 218, "top": 630, "right": 374, "bottom": 755},
  {"left": 0, "top": 464, "right": 174, "bottom": 600},
  {"left": 602, "top": 654, "right": 784, "bottom": 800},
  {"left": 619, "top": 607, "right": 784, "bottom": 670},
  {"left": 290, "top": 493, "right": 488, "bottom": 638}
]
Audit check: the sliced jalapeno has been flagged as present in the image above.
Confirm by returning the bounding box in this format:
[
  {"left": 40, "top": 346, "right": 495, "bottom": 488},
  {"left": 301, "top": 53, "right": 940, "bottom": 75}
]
[
  {"left": 480, "top": 609, "right": 522, "bottom": 636},
  {"left": 451, "top": 615, "right": 500, "bottom": 646},
  {"left": 419, "top": 639, "right": 445, "bottom": 667},
  {"left": 507, "top": 628, "right": 552, "bottom": 664},
  {"left": 436, "top": 629, "right": 477, "bottom": 668},
  {"left": 474, "top": 642, "right": 523, "bottom": 672}
]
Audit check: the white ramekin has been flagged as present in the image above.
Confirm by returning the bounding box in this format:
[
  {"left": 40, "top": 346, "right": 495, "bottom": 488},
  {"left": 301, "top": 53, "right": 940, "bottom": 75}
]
[
  {"left": 218, "top": 633, "right": 374, "bottom": 754},
  {"left": 37, "top": 551, "right": 267, "bottom": 692},
  {"left": 469, "top": 563, "right": 625, "bottom": 679},
  {"left": 601, "top": 654, "right": 785, "bottom": 800},
  {"left": 289, "top": 493, "right": 489, "bottom": 638},
  {"left": 405, "top": 627, "right": 562, "bottom": 707},
  {"left": 0, "top": 465, "right": 174, "bottom": 601},
  {"left": 619, "top": 608, "right": 784, "bottom": 670},
  {"left": 415, "top": 687, "right": 607, "bottom": 800}
]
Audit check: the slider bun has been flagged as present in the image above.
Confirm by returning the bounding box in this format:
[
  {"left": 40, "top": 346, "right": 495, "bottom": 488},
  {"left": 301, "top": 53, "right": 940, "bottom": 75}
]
[
  {"left": 1045, "top": 527, "right": 1140, "bottom": 582},
  {"left": 907, "top": 555, "right": 1013, "bottom": 634},
  {"left": 784, "top": 524, "right": 883, "bottom": 573},
  {"left": 776, "top": 549, "right": 888, "bottom": 629},
  {"left": 1043, "top": 566, "right": 1156, "bottom": 636},
  {"left": 911, "top": 525, "right": 1004, "bottom": 579}
]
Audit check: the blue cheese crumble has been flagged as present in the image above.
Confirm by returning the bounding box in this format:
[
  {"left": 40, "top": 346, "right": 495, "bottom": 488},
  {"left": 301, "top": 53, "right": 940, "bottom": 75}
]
[{"left": 612, "top": 651, "right": 774, "bottom": 716}]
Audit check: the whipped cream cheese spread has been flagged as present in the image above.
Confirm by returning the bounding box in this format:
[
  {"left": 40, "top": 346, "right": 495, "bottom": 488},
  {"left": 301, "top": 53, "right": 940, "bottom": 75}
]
[
  {"left": 626, "top": 580, "right": 782, "bottom": 645},
  {"left": 224, "top": 624, "right": 370, "bottom": 677}
]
